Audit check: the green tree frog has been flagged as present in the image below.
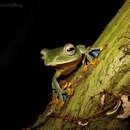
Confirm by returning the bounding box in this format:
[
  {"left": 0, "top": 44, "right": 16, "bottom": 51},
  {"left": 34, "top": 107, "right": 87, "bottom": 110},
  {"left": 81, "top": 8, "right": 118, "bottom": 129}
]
[{"left": 40, "top": 43, "right": 106, "bottom": 105}]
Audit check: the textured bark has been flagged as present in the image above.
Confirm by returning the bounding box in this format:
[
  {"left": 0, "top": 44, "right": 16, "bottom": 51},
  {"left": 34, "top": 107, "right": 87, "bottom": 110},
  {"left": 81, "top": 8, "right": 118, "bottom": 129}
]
[{"left": 30, "top": 1, "right": 130, "bottom": 129}]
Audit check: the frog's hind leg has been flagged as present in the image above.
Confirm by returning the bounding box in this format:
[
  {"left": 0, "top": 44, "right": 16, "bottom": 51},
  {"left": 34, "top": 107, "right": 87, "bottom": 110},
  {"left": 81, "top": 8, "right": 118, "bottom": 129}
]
[{"left": 50, "top": 74, "right": 64, "bottom": 105}]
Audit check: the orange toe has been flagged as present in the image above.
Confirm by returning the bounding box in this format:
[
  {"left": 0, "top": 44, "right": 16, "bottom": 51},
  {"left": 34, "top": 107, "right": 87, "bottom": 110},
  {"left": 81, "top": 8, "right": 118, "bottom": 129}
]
[
  {"left": 83, "top": 65, "right": 88, "bottom": 72},
  {"left": 50, "top": 98, "right": 59, "bottom": 105},
  {"left": 100, "top": 45, "right": 107, "bottom": 51},
  {"left": 90, "top": 59, "right": 99, "bottom": 67},
  {"left": 87, "top": 46, "right": 92, "bottom": 50}
]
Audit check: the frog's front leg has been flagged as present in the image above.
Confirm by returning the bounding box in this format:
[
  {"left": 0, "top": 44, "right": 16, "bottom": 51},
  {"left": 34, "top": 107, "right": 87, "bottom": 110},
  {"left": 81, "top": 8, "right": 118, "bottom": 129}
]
[
  {"left": 51, "top": 73, "right": 67, "bottom": 105},
  {"left": 50, "top": 81, "right": 59, "bottom": 105}
]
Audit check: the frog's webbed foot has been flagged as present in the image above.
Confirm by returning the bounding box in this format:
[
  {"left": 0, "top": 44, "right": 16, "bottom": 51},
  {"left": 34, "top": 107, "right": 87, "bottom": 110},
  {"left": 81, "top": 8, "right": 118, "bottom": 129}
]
[
  {"left": 50, "top": 91, "right": 67, "bottom": 106},
  {"left": 88, "top": 44, "right": 107, "bottom": 59},
  {"left": 89, "top": 45, "right": 107, "bottom": 67},
  {"left": 87, "top": 45, "right": 107, "bottom": 67},
  {"left": 83, "top": 58, "right": 98, "bottom": 71},
  {"left": 61, "top": 80, "right": 74, "bottom": 101},
  {"left": 57, "top": 81, "right": 74, "bottom": 107}
]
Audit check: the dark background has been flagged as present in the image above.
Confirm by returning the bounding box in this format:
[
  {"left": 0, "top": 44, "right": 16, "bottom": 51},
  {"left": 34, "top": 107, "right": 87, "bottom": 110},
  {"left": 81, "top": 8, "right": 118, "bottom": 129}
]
[{"left": 0, "top": 0, "right": 124, "bottom": 129}]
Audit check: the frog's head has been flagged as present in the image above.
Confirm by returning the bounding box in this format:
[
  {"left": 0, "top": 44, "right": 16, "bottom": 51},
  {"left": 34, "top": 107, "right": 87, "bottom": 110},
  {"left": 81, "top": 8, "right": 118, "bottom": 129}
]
[{"left": 40, "top": 43, "right": 82, "bottom": 66}]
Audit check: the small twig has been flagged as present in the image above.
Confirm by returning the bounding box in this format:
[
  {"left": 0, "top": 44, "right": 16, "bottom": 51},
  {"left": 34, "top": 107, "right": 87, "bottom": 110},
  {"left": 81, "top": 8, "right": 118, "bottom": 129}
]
[{"left": 48, "top": 94, "right": 119, "bottom": 122}]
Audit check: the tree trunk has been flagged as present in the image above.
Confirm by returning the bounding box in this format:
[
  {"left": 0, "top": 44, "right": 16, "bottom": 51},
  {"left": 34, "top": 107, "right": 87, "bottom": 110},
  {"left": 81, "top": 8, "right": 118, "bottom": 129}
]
[{"left": 30, "top": 1, "right": 130, "bottom": 129}]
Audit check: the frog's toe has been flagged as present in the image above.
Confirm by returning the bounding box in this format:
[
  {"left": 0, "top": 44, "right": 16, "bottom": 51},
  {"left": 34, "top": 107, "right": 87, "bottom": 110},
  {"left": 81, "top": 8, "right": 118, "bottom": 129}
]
[
  {"left": 67, "top": 87, "right": 74, "bottom": 96},
  {"left": 87, "top": 46, "right": 92, "bottom": 50},
  {"left": 83, "top": 64, "right": 88, "bottom": 72},
  {"left": 61, "top": 82, "right": 68, "bottom": 91},
  {"left": 67, "top": 80, "right": 74, "bottom": 96},
  {"left": 100, "top": 45, "right": 107, "bottom": 51},
  {"left": 90, "top": 58, "right": 99, "bottom": 67},
  {"left": 50, "top": 97, "right": 59, "bottom": 105}
]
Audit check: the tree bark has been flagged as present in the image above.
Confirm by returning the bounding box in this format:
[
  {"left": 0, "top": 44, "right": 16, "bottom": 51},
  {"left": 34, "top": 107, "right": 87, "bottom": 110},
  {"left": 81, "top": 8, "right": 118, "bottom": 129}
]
[{"left": 30, "top": 1, "right": 130, "bottom": 129}]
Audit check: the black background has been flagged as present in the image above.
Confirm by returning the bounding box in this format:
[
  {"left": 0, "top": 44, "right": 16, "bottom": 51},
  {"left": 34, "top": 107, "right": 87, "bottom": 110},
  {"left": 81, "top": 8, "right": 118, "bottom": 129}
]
[{"left": 0, "top": 0, "right": 124, "bottom": 129}]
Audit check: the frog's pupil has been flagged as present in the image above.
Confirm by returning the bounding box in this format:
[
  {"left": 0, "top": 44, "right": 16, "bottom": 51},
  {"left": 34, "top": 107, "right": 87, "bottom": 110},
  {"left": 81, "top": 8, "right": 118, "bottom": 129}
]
[{"left": 67, "top": 47, "right": 74, "bottom": 52}]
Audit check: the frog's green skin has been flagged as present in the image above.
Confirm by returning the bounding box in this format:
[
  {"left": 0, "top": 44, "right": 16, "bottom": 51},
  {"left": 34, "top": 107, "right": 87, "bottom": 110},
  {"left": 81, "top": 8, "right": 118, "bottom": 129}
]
[{"left": 40, "top": 43, "right": 102, "bottom": 102}]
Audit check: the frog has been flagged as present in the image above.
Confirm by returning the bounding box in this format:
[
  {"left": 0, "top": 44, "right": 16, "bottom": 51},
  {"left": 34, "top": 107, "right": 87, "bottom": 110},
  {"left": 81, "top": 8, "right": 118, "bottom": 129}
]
[{"left": 40, "top": 43, "right": 106, "bottom": 105}]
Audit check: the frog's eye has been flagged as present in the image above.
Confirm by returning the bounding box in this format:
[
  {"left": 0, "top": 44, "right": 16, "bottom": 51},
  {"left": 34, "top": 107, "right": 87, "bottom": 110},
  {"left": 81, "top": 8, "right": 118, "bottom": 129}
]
[{"left": 65, "top": 44, "right": 76, "bottom": 56}]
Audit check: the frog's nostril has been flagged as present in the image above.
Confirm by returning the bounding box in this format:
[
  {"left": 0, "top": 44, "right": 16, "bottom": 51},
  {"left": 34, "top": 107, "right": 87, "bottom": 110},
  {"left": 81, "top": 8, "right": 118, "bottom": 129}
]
[{"left": 40, "top": 50, "right": 45, "bottom": 60}]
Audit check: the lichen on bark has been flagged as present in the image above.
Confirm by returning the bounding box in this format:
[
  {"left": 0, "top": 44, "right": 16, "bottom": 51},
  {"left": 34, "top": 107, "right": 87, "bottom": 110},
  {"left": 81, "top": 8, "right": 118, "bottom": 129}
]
[{"left": 28, "top": 1, "right": 130, "bottom": 130}]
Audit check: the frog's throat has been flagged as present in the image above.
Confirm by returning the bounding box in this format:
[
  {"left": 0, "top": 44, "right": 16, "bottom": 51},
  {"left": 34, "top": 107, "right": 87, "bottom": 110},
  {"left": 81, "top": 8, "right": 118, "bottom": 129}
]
[{"left": 56, "top": 57, "right": 82, "bottom": 78}]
